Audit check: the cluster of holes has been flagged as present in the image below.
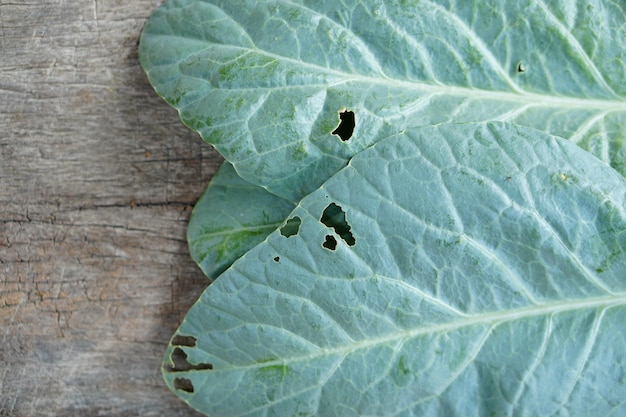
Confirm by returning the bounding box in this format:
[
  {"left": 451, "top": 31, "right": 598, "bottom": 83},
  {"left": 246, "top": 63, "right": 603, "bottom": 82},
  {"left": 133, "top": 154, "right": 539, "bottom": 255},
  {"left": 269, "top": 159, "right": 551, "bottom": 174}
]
[
  {"left": 166, "top": 335, "right": 213, "bottom": 394},
  {"left": 278, "top": 204, "right": 355, "bottom": 252},
  {"left": 277, "top": 108, "right": 357, "bottom": 256}
]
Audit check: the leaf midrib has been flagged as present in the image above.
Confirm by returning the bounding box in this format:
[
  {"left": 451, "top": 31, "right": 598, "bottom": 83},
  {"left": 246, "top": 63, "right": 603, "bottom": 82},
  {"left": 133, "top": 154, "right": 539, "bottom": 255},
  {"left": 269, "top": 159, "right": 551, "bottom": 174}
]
[
  {"left": 201, "top": 292, "right": 626, "bottom": 372},
  {"left": 149, "top": 34, "right": 626, "bottom": 113}
]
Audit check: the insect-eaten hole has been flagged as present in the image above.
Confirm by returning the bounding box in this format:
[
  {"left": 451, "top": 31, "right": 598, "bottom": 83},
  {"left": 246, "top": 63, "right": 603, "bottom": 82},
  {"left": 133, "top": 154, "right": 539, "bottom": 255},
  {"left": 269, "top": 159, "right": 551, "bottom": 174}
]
[
  {"left": 165, "top": 347, "right": 213, "bottom": 373},
  {"left": 280, "top": 216, "right": 301, "bottom": 238},
  {"left": 331, "top": 109, "right": 355, "bottom": 141},
  {"left": 321, "top": 202, "right": 355, "bottom": 246},
  {"left": 323, "top": 235, "right": 337, "bottom": 251},
  {"left": 516, "top": 62, "right": 527, "bottom": 73},
  {"left": 273, "top": 256, "right": 280, "bottom": 262},
  {"left": 171, "top": 335, "right": 196, "bottom": 347},
  {"left": 173, "top": 377, "right": 194, "bottom": 393}
]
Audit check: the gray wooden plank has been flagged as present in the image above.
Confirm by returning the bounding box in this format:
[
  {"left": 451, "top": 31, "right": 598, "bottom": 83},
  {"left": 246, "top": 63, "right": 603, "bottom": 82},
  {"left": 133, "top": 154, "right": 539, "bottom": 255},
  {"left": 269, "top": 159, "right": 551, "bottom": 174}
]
[{"left": 1, "top": 1, "right": 221, "bottom": 415}]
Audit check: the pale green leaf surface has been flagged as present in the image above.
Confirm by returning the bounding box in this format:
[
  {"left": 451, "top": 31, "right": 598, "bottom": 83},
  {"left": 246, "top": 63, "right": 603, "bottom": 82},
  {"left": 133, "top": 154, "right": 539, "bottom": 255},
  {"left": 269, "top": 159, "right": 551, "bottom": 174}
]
[
  {"left": 164, "top": 123, "right": 626, "bottom": 417},
  {"left": 189, "top": 162, "right": 295, "bottom": 279},
  {"left": 139, "top": 0, "right": 626, "bottom": 201}
]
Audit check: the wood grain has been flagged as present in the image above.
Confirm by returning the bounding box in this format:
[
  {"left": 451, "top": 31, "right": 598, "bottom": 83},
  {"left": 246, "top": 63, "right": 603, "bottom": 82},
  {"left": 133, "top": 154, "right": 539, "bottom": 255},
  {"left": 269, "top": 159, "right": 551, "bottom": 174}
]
[{"left": 1, "top": 1, "right": 221, "bottom": 415}]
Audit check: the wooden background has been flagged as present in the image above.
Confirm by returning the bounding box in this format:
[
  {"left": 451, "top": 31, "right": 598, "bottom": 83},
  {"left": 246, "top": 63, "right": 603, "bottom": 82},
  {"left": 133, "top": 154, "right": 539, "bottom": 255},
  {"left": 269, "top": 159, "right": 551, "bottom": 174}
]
[{"left": 1, "top": 1, "right": 219, "bottom": 415}]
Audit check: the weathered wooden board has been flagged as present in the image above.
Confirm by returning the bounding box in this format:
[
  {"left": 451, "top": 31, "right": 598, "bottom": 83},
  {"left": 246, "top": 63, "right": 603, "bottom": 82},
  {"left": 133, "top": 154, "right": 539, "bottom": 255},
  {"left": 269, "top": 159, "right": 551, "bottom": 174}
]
[{"left": 1, "top": 1, "right": 221, "bottom": 415}]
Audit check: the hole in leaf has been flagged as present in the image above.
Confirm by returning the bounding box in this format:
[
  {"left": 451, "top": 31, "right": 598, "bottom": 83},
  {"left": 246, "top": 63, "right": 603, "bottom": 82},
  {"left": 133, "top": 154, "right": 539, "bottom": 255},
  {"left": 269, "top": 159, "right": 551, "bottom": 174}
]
[
  {"left": 323, "top": 235, "right": 337, "bottom": 251},
  {"left": 280, "top": 216, "right": 301, "bottom": 238},
  {"left": 517, "top": 62, "right": 527, "bottom": 73},
  {"left": 331, "top": 110, "right": 355, "bottom": 141},
  {"left": 165, "top": 347, "right": 213, "bottom": 373},
  {"left": 273, "top": 256, "right": 280, "bottom": 262},
  {"left": 173, "top": 377, "right": 194, "bottom": 393},
  {"left": 320, "top": 203, "right": 355, "bottom": 246},
  {"left": 171, "top": 335, "right": 196, "bottom": 347}
]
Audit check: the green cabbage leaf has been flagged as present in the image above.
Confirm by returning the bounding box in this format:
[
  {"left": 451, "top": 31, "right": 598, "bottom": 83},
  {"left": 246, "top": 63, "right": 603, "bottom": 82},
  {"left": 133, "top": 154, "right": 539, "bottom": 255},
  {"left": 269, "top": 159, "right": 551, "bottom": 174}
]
[
  {"left": 140, "top": 0, "right": 626, "bottom": 279},
  {"left": 163, "top": 123, "right": 626, "bottom": 417},
  {"left": 139, "top": 1, "right": 626, "bottom": 415},
  {"left": 188, "top": 162, "right": 294, "bottom": 279},
  {"left": 139, "top": 0, "right": 626, "bottom": 203}
]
